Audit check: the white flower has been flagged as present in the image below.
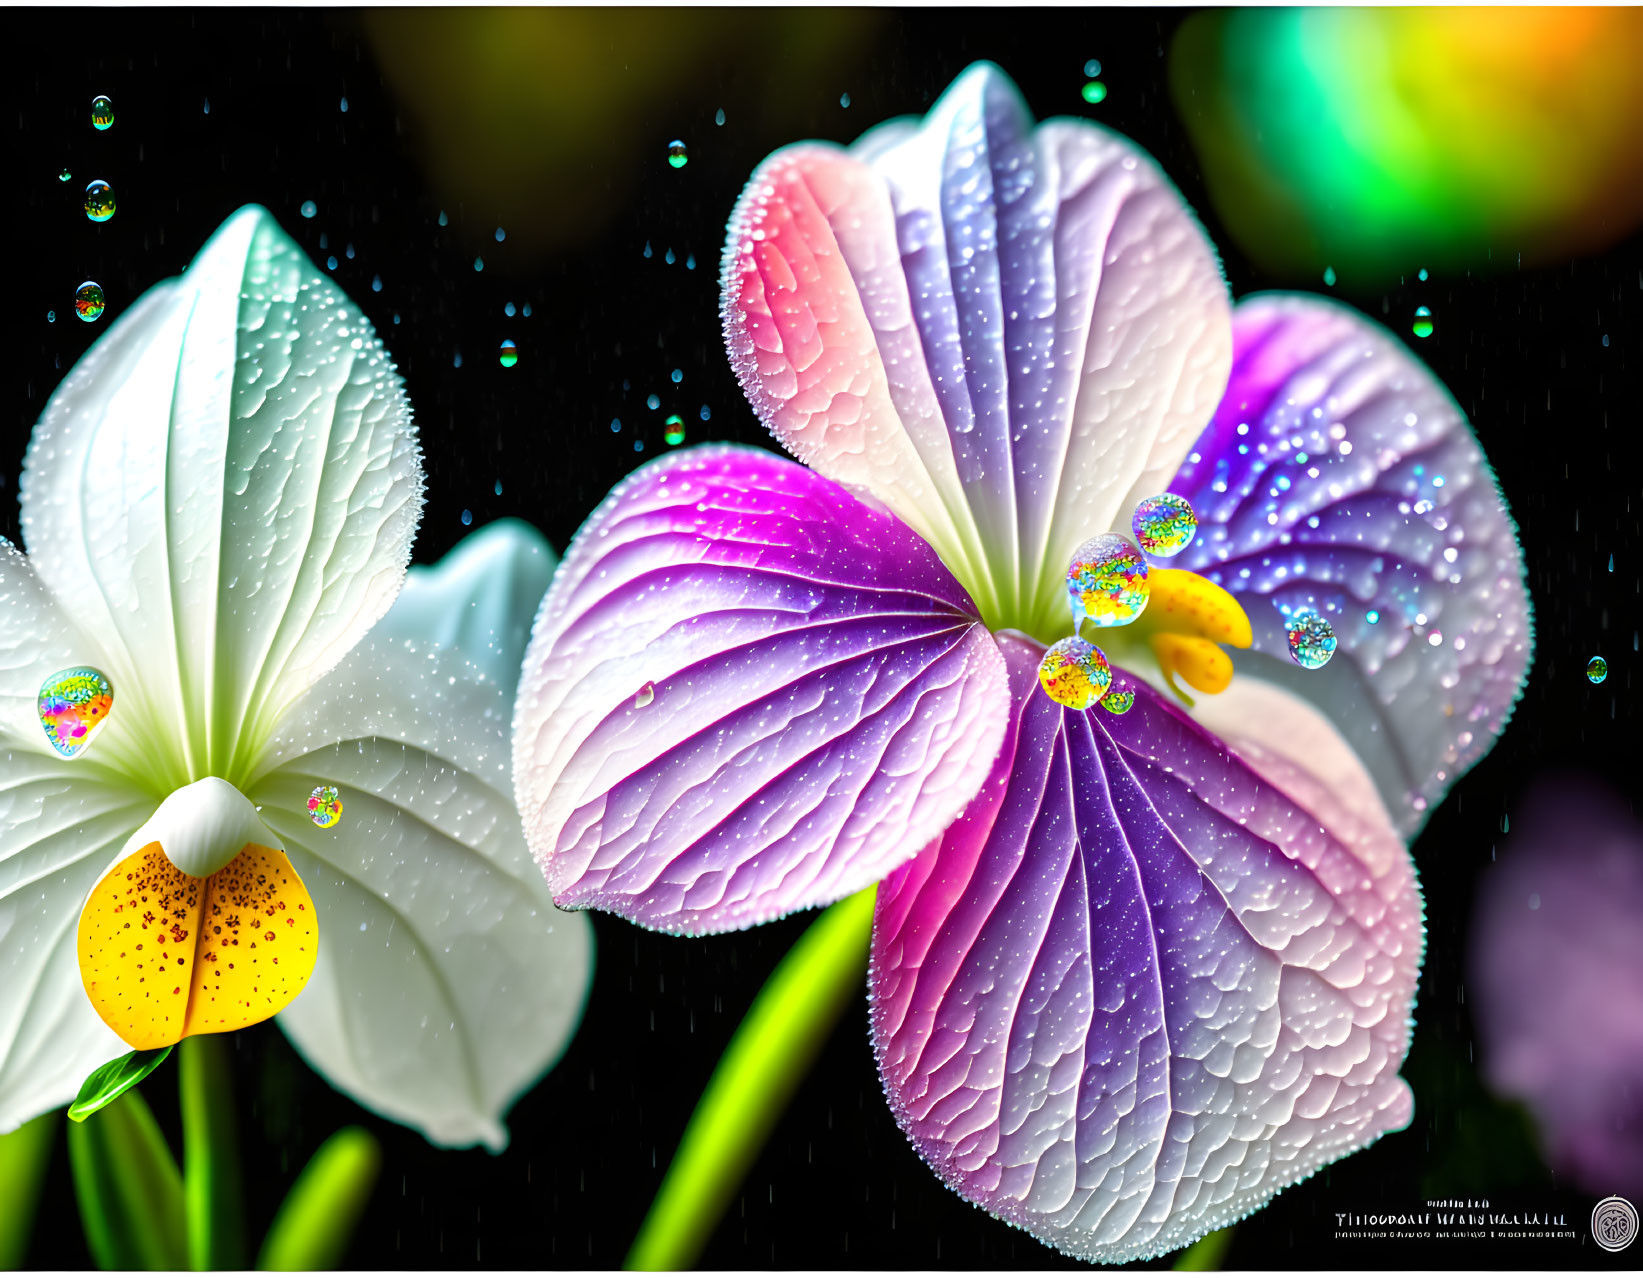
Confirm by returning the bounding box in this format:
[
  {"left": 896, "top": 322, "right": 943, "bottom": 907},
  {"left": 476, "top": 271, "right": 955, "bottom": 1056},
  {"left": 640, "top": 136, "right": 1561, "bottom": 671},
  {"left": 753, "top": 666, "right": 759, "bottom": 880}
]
[{"left": 0, "top": 207, "right": 591, "bottom": 1150}]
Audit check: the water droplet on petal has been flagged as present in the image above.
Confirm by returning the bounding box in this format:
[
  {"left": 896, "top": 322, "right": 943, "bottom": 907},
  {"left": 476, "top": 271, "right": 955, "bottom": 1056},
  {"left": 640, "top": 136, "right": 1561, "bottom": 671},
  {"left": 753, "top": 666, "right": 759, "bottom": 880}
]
[
  {"left": 1099, "top": 686, "right": 1135, "bottom": 715},
  {"left": 307, "top": 785, "right": 344, "bottom": 829},
  {"left": 38, "top": 667, "right": 114, "bottom": 758},
  {"left": 91, "top": 95, "right": 114, "bottom": 130},
  {"left": 1066, "top": 533, "right": 1149, "bottom": 627},
  {"left": 74, "top": 281, "right": 106, "bottom": 322},
  {"left": 1286, "top": 609, "right": 1337, "bottom": 669},
  {"left": 1038, "top": 638, "right": 1111, "bottom": 710},
  {"left": 1412, "top": 305, "right": 1434, "bottom": 339},
  {"left": 664, "top": 415, "right": 686, "bottom": 446},
  {"left": 635, "top": 682, "right": 656, "bottom": 708},
  {"left": 83, "top": 179, "right": 115, "bottom": 223},
  {"left": 1131, "top": 493, "right": 1198, "bottom": 557},
  {"left": 667, "top": 139, "right": 689, "bottom": 169},
  {"left": 499, "top": 339, "right": 518, "bottom": 368},
  {"left": 1587, "top": 655, "right": 1609, "bottom": 684}
]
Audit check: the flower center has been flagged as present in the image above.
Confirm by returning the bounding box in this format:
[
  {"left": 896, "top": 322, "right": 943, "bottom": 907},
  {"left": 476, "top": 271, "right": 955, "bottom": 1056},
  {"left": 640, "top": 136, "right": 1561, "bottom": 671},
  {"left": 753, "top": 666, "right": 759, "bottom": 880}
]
[{"left": 75, "top": 778, "right": 319, "bottom": 1051}]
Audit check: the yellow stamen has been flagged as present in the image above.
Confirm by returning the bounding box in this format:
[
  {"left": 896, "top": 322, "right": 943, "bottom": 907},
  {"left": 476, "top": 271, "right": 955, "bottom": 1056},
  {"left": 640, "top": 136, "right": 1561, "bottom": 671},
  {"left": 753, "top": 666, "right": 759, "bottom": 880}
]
[
  {"left": 1126, "top": 568, "right": 1253, "bottom": 706},
  {"left": 77, "top": 842, "right": 318, "bottom": 1050}
]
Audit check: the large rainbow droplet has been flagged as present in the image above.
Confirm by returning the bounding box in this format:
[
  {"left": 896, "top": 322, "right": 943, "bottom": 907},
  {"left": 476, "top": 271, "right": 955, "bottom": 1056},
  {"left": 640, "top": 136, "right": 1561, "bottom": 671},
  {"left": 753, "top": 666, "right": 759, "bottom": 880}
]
[
  {"left": 1037, "top": 638, "right": 1112, "bottom": 710},
  {"left": 1066, "top": 534, "right": 1149, "bottom": 628},
  {"left": 38, "top": 667, "right": 115, "bottom": 758}
]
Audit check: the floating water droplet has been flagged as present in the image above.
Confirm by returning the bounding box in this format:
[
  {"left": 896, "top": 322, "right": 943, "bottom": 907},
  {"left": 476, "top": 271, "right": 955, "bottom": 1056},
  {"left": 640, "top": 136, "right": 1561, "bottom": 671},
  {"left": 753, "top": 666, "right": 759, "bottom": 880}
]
[
  {"left": 437, "top": 209, "right": 449, "bottom": 227},
  {"left": 300, "top": 199, "right": 317, "bottom": 218},
  {"left": 1131, "top": 493, "right": 1198, "bottom": 557},
  {"left": 499, "top": 339, "right": 518, "bottom": 368},
  {"left": 664, "top": 247, "right": 675, "bottom": 265},
  {"left": 461, "top": 509, "right": 473, "bottom": 527},
  {"left": 1038, "top": 638, "right": 1111, "bottom": 710},
  {"left": 1322, "top": 265, "right": 1337, "bottom": 287},
  {"left": 1412, "top": 306, "right": 1434, "bottom": 339},
  {"left": 504, "top": 301, "right": 516, "bottom": 317},
  {"left": 83, "top": 180, "right": 115, "bottom": 223},
  {"left": 495, "top": 480, "right": 504, "bottom": 496},
  {"left": 38, "top": 667, "right": 114, "bottom": 758},
  {"left": 1066, "top": 533, "right": 1149, "bottom": 628},
  {"left": 91, "top": 95, "right": 114, "bottom": 130},
  {"left": 699, "top": 404, "right": 711, "bottom": 421},
  {"left": 1084, "top": 58, "right": 1102, "bottom": 77},
  {"left": 1366, "top": 609, "right": 1380, "bottom": 624},
  {"left": 1285, "top": 609, "right": 1337, "bottom": 669},
  {"left": 1099, "top": 686, "right": 1134, "bottom": 715},
  {"left": 74, "top": 281, "right": 105, "bottom": 322},
  {"left": 46, "top": 310, "right": 55, "bottom": 323},
  {"left": 522, "top": 302, "right": 531, "bottom": 317},
  {"left": 1081, "top": 80, "right": 1107, "bottom": 104},
  {"left": 671, "top": 368, "right": 683, "bottom": 384},
  {"left": 307, "top": 785, "right": 343, "bottom": 829},
  {"left": 635, "top": 682, "right": 656, "bottom": 708},
  {"left": 646, "top": 393, "right": 661, "bottom": 410},
  {"left": 667, "top": 139, "right": 689, "bottom": 169},
  {"left": 1608, "top": 553, "right": 1615, "bottom": 572},
  {"left": 840, "top": 92, "right": 851, "bottom": 108},
  {"left": 664, "top": 415, "right": 686, "bottom": 446},
  {"left": 715, "top": 107, "right": 726, "bottom": 126},
  {"left": 1417, "top": 267, "right": 1429, "bottom": 281},
  {"left": 473, "top": 257, "right": 484, "bottom": 272},
  {"left": 495, "top": 226, "right": 505, "bottom": 242},
  {"left": 326, "top": 255, "right": 338, "bottom": 271},
  {"left": 1587, "top": 655, "right": 1609, "bottom": 684},
  {"left": 58, "top": 168, "right": 71, "bottom": 182},
  {"left": 339, "top": 96, "right": 349, "bottom": 113}
]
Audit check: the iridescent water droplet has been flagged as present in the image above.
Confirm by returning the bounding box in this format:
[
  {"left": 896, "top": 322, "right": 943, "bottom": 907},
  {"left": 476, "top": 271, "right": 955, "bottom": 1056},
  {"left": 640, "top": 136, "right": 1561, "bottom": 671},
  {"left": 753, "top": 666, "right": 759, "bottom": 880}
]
[
  {"left": 667, "top": 139, "right": 689, "bottom": 169},
  {"left": 38, "top": 667, "right": 114, "bottom": 758},
  {"left": 307, "top": 785, "right": 344, "bottom": 829},
  {"left": 300, "top": 199, "right": 317, "bottom": 218},
  {"left": 1366, "top": 609, "right": 1380, "bottom": 624},
  {"left": 74, "top": 281, "right": 105, "bottom": 323},
  {"left": 504, "top": 301, "right": 516, "bottom": 317},
  {"left": 1131, "top": 493, "right": 1198, "bottom": 557},
  {"left": 499, "top": 339, "right": 518, "bottom": 368},
  {"left": 1081, "top": 80, "right": 1107, "bottom": 104},
  {"left": 1084, "top": 58, "right": 1102, "bottom": 77},
  {"left": 1322, "top": 265, "right": 1337, "bottom": 287},
  {"left": 635, "top": 682, "right": 656, "bottom": 708},
  {"left": 91, "top": 95, "right": 114, "bottom": 130},
  {"left": 1412, "top": 306, "right": 1434, "bottom": 339},
  {"left": 664, "top": 415, "right": 686, "bottom": 446},
  {"left": 646, "top": 393, "right": 661, "bottom": 410},
  {"left": 1587, "top": 655, "right": 1609, "bottom": 684},
  {"left": 58, "top": 167, "right": 71, "bottom": 182},
  {"left": 1099, "top": 686, "right": 1134, "bottom": 715},
  {"left": 83, "top": 179, "right": 115, "bottom": 223},
  {"left": 671, "top": 368, "right": 683, "bottom": 384},
  {"left": 1066, "top": 533, "right": 1149, "bottom": 628},
  {"left": 1038, "top": 638, "right": 1111, "bottom": 710},
  {"left": 1286, "top": 609, "right": 1337, "bottom": 669}
]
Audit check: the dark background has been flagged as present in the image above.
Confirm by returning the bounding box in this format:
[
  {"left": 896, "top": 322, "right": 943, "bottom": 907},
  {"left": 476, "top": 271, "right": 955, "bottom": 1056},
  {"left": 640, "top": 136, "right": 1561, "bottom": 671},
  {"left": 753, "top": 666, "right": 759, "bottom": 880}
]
[{"left": 3, "top": 7, "right": 1638, "bottom": 1270}]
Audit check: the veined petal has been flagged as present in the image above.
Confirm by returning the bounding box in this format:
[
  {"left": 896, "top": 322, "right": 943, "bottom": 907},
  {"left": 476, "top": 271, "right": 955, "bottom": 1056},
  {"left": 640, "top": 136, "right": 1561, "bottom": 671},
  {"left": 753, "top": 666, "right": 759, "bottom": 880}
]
[
  {"left": 247, "top": 531, "right": 592, "bottom": 1151},
  {"left": 722, "top": 62, "right": 1232, "bottom": 636},
  {"left": 513, "top": 445, "right": 1010, "bottom": 934},
  {"left": 19, "top": 206, "right": 424, "bottom": 792},
  {"left": 871, "top": 634, "right": 1420, "bottom": 1263},
  {"left": 1, "top": 540, "right": 145, "bottom": 1132},
  {"left": 1168, "top": 294, "right": 1532, "bottom": 835}
]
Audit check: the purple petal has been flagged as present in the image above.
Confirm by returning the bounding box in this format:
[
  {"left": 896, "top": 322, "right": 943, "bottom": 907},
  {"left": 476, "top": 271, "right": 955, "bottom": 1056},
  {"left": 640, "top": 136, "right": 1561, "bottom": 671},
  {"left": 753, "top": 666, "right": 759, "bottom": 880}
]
[
  {"left": 1469, "top": 775, "right": 1643, "bottom": 1197},
  {"left": 872, "top": 635, "right": 1422, "bottom": 1262},
  {"left": 723, "top": 63, "right": 1232, "bottom": 634},
  {"left": 512, "top": 445, "right": 1009, "bottom": 934},
  {"left": 1169, "top": 294, "right": 1531, "bottom": 836}
]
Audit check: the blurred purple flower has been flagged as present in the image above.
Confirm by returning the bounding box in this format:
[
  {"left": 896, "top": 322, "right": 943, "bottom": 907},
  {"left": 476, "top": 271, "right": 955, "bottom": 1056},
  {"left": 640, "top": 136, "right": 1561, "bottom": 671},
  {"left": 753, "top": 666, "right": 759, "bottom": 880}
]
[{"left": 1470, "top": 774, "right": 1643, "bottom": 1196}]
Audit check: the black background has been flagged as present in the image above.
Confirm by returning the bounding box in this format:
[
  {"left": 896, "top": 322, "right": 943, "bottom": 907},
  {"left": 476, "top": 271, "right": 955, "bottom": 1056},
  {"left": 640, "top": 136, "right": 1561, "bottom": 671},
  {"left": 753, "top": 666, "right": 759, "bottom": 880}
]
[{"left": 3, "top": 7, "right": 1639, "bottom": 1271}]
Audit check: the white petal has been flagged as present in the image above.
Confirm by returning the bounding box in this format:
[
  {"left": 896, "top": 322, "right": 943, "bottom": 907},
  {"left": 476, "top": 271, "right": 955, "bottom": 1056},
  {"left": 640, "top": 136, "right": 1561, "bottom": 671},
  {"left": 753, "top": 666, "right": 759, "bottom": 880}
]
[
  {"left": 248, "top": 632, "right": 590, "bottom": 1149},
  {"left": 125, "top": 777, "right": 281, "bottom": 878},
  {"left": 20, "top": 206, "right": 424, "bottom": 790},
  {"left": 1, "top": 541, "right": 142, "bottom": 1131},
  {"left": 375, "top": 519, "right": 557, "bottom": 699}
]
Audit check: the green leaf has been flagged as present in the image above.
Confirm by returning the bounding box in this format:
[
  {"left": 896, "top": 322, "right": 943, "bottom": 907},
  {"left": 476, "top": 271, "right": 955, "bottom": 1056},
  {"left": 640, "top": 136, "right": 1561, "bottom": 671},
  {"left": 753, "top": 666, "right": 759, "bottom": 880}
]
[
  {"left": 179, "top": 1036, "right": 246, "bottom": 1269},
  {"left": 0, "top": 1112, "right": 58, "bottom": 1267},
  {"left": 256, "top": 1127, "right": 381, "bottom": 1271},
  {"left": 625, "top": 887, "right": 875, "bottom": 1271},
  {"left": 1173, "top": 1225, "right": 1235, "bottom": 1271},
  {"left": 68, "top": 1046, "right": 173, "bottom": 1123},
  {"left": 67, "top": 1089, "right": 188, "bottom": 1270}
]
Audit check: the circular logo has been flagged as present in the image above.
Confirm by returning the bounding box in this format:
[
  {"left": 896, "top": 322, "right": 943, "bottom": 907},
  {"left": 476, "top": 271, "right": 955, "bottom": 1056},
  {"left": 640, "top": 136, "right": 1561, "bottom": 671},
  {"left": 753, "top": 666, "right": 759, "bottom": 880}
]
[{"left": 1593, "top": 1196, "right": 1639, "bottom": 1253}]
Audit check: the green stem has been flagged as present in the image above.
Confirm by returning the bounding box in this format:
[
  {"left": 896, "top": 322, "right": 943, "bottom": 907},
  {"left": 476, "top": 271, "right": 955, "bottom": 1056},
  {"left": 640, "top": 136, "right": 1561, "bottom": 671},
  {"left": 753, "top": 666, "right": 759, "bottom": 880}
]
[
  {"left": 256, "top": 1127, "right": 382, "bottom": 1271},
  {"left": 67, "top": 1089, "right": 188, "bottom": 1270},
  {"left": 625, "top": 887, "right": 877, "bottom": 1271},
  {"left": 1173, "top": 1225, "right": 1236, "bottom": 1270},
  {"left": 0, "top": 1112, "right": 58, "bottom": 1267},
  {"left": 179, "top": 1035, "right": 246, "bottom": 1269}
]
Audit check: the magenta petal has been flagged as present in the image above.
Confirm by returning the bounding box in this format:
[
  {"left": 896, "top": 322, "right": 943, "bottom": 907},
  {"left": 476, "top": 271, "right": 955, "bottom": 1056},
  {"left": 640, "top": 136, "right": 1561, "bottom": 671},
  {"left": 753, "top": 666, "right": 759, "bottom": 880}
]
[
  {"left": 512, "top": 445, "right": 1009, "bottom": 934},
  {"left": 1169, "top": 294, "right": 1532, "bottom": 835},
  {"left": 871, "top": 635, "right": 1422, "bottom": 1263}
]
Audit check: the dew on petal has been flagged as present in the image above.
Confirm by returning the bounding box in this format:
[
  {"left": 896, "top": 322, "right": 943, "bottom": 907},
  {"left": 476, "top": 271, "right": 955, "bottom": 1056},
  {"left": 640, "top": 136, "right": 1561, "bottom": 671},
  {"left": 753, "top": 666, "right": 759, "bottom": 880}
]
[
  {"left": 91, "top": 95, "right": 114, "bottom": 130},
  {"left": 84, "top": 179, "right": 115, "bottom": 223},
  {"left": 1066, "top": 533, "right": 1149, "bottom": 628},
  {"left": 667, "top": 139, "right": 689, "bottom": 169},
  {"left": 307, "top": 785, "right": 344, "bottom": 829},
  {"left": 499, "top": 339, "right": 518, "bottom": 368},
  {"left": 74, "top": 281, "right": 106, "bottom": 322},
  {"left": 1587, "top": 655, "right": 1608, "bottom": 684},
  {"left": 1412, "top": 305, "right": 1434, "bottom": 338},
  {"left": 1286, "top": 609, "right": 1338, "bottom": 669},
  {"left": 1037, "top": 637, "right": 1111, "bottom": 710},
  {"left": 635, "top": 681, "right": 656, "bottom": 708},
  {"left": 37, "top": 667, "right": 114, "bottom": 759},
  {"left": 1131, "top": 493, "right": 1198, "bottom": 557},
  {"left": 663, "top": 415, "right": 686, "bottom": 446}
]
